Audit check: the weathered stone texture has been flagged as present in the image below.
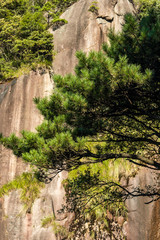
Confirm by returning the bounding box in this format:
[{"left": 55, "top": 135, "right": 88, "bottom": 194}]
[
  {"left": 52, "top": 0, "right": 134, "bottom": 75},
  {"left": 1, "top": 0, "right": 159, "bottom": 239},
  {"left": 126, "top": 169, "right": 160, "bottom": 240},
  {"left": 0, "top": 72, "right": 55, "bottom": 240}
]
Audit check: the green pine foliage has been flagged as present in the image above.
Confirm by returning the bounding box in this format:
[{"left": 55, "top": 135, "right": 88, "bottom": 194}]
[
  {"left": 0, "top": 0, "right": 77, "bottom": 82},
  {"left": 135, "top": 0, "right": 160, "bottom": 16},
  {"left": 88, "top": 1, "right": 99, "bottom": 15},
  {"left": 0, "top": 2, "right": 160, "bottom": 238},
  {"left": 103, "top": 5, "right": 160, "bottom": 79}
]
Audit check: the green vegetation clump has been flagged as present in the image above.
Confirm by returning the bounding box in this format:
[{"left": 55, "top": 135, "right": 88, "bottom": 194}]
[
  {"left": 0, "top": 172, "right": 44, "bottom": 213},
  {"left": 88, "top": 1, "right": 99, "bottom": 15},
  {"left": 0, "top": 1, "right": 160, "bottom": 238},
  {"left": 41, "top": 215, "right": 68, "bottom": 238},
  {"left": 0, "top": 0, "right": 77, "bottom": 82}
]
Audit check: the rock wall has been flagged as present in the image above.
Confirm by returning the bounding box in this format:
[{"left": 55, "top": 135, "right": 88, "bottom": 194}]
[
  {"left": 0, "top": 72, "right": 55, "bottom": 240},
  {"left": 1, "top": 0, "right": 159, "bottom": 239},
  {"left": 125, "top": 169, "right": 160, "bottom": 240},
  {"left": 52, "top": 0, "right": 134, "bottom": 75}
]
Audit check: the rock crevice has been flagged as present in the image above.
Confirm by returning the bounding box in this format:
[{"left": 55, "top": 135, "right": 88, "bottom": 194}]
[{"left": 1, "top": 1, "right": 159, "bottom": 240}]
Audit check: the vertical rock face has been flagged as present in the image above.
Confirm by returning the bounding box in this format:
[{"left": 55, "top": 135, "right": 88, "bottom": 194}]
[
  {"left": 125, "top": 169, "right": 160, "bottom": 240},
  {"left": 1, "top": 0, "right": 159, "bottom": 240},
  {"left": 52, "top": 0, "right": 134, "bottom": 75},
  {"left": 0, "top": 72, "right": 55, "bottom": 240},
  {"left": 0, "top": 72, "right": 53, "bottom": 183}
]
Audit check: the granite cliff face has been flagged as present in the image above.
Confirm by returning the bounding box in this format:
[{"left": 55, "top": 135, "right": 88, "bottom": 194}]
[
  {"left": 0, "top": 72, "right": 55, "bottom": 240},
  {"left": 125, "top": 169, "right": 160, "bottom": 240},
  {"left": 52, "top": 0, "right": 134, "bottom": 75},
  {"left": 0, "top": 0, "right": 159, "bottom": 239}
]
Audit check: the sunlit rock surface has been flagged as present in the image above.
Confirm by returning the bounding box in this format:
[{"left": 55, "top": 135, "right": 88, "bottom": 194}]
[
  {"left": 0, "top": 71, "right": 55, "bottom": 240},
  {"left": 125, "top": 169, "right": 160, "bottom": 240},
  {"left": 1, "top": 0, "right": 159, "bottom": 239},
  {"left": 52, "top": 0, "right": 134, "bottom": 75}
]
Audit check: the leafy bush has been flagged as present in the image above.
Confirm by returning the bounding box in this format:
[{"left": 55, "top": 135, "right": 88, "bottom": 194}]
[{"left": 0, "top": 0, "right": 77, "bottom": 82}]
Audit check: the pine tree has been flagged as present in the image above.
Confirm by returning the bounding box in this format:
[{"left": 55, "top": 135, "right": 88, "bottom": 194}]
[{"left": 0, "top": 2, "right": 160, "bottom": 238}]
